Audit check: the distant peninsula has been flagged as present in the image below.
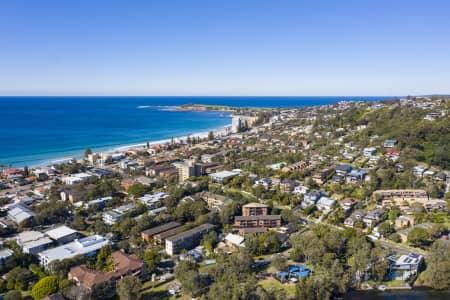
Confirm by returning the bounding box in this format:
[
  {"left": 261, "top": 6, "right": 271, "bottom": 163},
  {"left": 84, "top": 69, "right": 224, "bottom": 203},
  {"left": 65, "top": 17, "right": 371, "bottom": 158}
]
[{"left": 177, "top": 104, "right": 236, "bottom": 112}]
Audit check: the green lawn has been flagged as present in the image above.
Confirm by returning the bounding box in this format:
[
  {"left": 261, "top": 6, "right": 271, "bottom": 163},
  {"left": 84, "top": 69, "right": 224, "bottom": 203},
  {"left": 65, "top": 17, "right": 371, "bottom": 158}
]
[
  {"left": 384, "top": 279, "right": 408, "bottom": 288},
  {"left": 198, "top": 263, "right": 217, "bottom": 274},
  {"left": 259, "top": 277, "right": 296, "bottom": 298},
  {"left": 141, "top": 280, "right": 174, "bottom": 300}
]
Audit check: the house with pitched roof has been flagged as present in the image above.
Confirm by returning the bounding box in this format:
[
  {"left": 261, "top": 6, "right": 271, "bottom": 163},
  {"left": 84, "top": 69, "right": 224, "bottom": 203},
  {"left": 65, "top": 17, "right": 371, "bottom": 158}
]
[{"left": 68, "top": 251, "right": 145, "bottom": 290}]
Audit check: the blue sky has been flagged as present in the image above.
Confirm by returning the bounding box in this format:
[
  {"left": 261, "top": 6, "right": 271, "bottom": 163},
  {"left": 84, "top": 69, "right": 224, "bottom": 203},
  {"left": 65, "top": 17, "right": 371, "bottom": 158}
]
[{"left": 1, "top": 0, "right": 449, "bottom": 96}]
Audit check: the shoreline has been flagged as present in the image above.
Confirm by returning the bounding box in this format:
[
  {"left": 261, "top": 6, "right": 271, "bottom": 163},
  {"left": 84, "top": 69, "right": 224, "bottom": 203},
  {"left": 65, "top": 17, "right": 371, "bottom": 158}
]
[
  {"left": 0, "top": 96, "right": 394, "bottom": 169},
  {"left": 14, "top": 123, "right": 232, "bottom": 168}
]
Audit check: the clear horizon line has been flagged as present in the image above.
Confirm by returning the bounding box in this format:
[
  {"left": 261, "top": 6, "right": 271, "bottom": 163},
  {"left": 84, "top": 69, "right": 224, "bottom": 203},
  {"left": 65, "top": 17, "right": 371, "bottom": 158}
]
[{"left": 0, "top": 94, "right": 407, "bottom": 98}]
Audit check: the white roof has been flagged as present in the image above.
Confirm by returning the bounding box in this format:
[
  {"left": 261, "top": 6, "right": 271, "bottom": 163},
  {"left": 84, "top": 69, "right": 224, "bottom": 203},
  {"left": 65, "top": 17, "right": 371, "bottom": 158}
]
[
  {"left": 317, "top": 196, "right": 336, "bottom": 207},
  {"left": 17, "top": 230, "right": 46, "bottom": 243},
  {"left": 149, "top": 206, "right": 167, "bottom": 216},
  {"left": 395, "top": 253, "right": 423, "bottom": 265},
  {"left": 224, "top": 233, "right": 245, "bottom": 247},
  {"left": 87, "top": 196, "right": 111, "bottom": 205},
  {"left": 39, "top": 235, "right": 109, "bottom": 263},
  {"left": 209, "top": 170, "right": 240, "bottom": 179},
  {"left": 16, "top": 231, "right": 53, "bottom": 252},
  {"left": 61, "top": 172, "right": 92, "bottom": 184},
  {"left": 8, "top": 204, "right": 35, "bottom": 223},
  {"left": 113, "top": 203, "right": 136, "bottom": 214},
  {"left": 0, "top": 248, "right": 14, "bottom": 259},
  {"left": 45, "top": 225, "right": 77, "bottom": 241}
]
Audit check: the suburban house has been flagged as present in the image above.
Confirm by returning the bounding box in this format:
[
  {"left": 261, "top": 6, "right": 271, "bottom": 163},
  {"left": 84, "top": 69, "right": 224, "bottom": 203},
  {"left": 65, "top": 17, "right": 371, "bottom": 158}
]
[
  {"left": 339, "top": 198, "right": 356, "bottom": 212},
  {"left": 346, "top": 169, "right": 367, "bottom": 184},
  {"left": 344, "top": 216, "right": 357, "bottom": 228},
  {"left": 224, "top": 233, "right": 245, "bottom": 248},
  {"left": 394, "top": 215, "right": 416, "bottom": 229},
  {"left": 388, "top": 253, "right": 423, "bottom": 281},
  {"left": 253, "top": 178, "right": 272, "bottom": 189},
  {"left": 312, "top": 166, "right": 335, "bottom": 185},
  {"left": 335, "top": 164, "right": 352, "bottom": 177},
  {"left": 292, "top": 185, "right": 308, "bottom": 196},
  {"left": 344, "top": 210, "right": 366, "bottom": 228},
  {"left": 362, "top": 209, "right": 385, "bottom": 228},
  {"left": 316, "top": 196, "right": 336, "bottom": 212},
  {"left": 301, "top": 191, "right": 322, "bottom": 209},
  {"left": 277, "top": 179, "right": 296, "bottom": 193},
  {"left": 0, "top": 248, "right": 14, "bottom": 263},
  {"left": 363, "top": 147, "right": 377, "bottom": 157},
  {"left": 383, "top": 139, "right": 397, "bottom": 148}
]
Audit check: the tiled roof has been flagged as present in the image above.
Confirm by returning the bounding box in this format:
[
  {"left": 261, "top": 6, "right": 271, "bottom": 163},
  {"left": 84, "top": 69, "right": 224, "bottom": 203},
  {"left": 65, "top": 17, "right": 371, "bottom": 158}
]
[{"left": 70, "top": 251, "right": 144, "bottom": 289}]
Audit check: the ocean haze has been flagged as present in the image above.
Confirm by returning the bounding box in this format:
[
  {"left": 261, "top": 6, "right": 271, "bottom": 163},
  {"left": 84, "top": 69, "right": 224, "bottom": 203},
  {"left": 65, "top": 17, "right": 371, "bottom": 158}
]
[{"left": 0, "top": 96, "right": 391, "bottom": 167}]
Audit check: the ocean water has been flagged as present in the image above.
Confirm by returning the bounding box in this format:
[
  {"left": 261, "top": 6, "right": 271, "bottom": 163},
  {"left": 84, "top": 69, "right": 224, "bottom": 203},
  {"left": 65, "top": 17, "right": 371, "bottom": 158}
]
[{"left": 0, "top": 96, "right": 393, "bottom": 167}]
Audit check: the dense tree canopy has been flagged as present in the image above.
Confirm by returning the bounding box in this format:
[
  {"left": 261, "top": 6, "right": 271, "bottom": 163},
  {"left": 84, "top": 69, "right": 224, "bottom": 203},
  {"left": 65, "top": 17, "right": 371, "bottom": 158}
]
[
  {"left": 31, "top": 276, "right": 59, "bottom": 300},
  {"left": 425, "top": 240, "right": 450, "bottom": 290},
  {"left": 117, "top": 276, "right": 142, "bottom": 300}
]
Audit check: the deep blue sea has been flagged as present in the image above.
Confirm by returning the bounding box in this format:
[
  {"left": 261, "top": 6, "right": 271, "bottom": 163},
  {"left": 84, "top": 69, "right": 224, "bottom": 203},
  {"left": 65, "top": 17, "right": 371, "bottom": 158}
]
[{"left": 0, "top": 96, "right": 393, "bottom": 167}]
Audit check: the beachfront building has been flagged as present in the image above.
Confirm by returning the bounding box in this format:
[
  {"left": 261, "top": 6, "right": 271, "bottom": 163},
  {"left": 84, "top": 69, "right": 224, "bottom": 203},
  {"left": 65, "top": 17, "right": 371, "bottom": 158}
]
[
  {"left": 231, "top": 115, "right": 258, "bottom": 133},
  {"left": 61, "top": 173, "right": 93, "bottom": 185}
]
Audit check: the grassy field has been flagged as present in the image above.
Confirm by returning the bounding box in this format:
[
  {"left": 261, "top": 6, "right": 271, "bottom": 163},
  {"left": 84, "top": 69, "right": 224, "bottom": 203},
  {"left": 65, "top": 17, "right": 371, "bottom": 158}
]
[
  {"left": 141, "top": 280, "right": 180, "bottom": 300},
  {"left": 259, "top": 277, "right": 296, "bottom": 298}
]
